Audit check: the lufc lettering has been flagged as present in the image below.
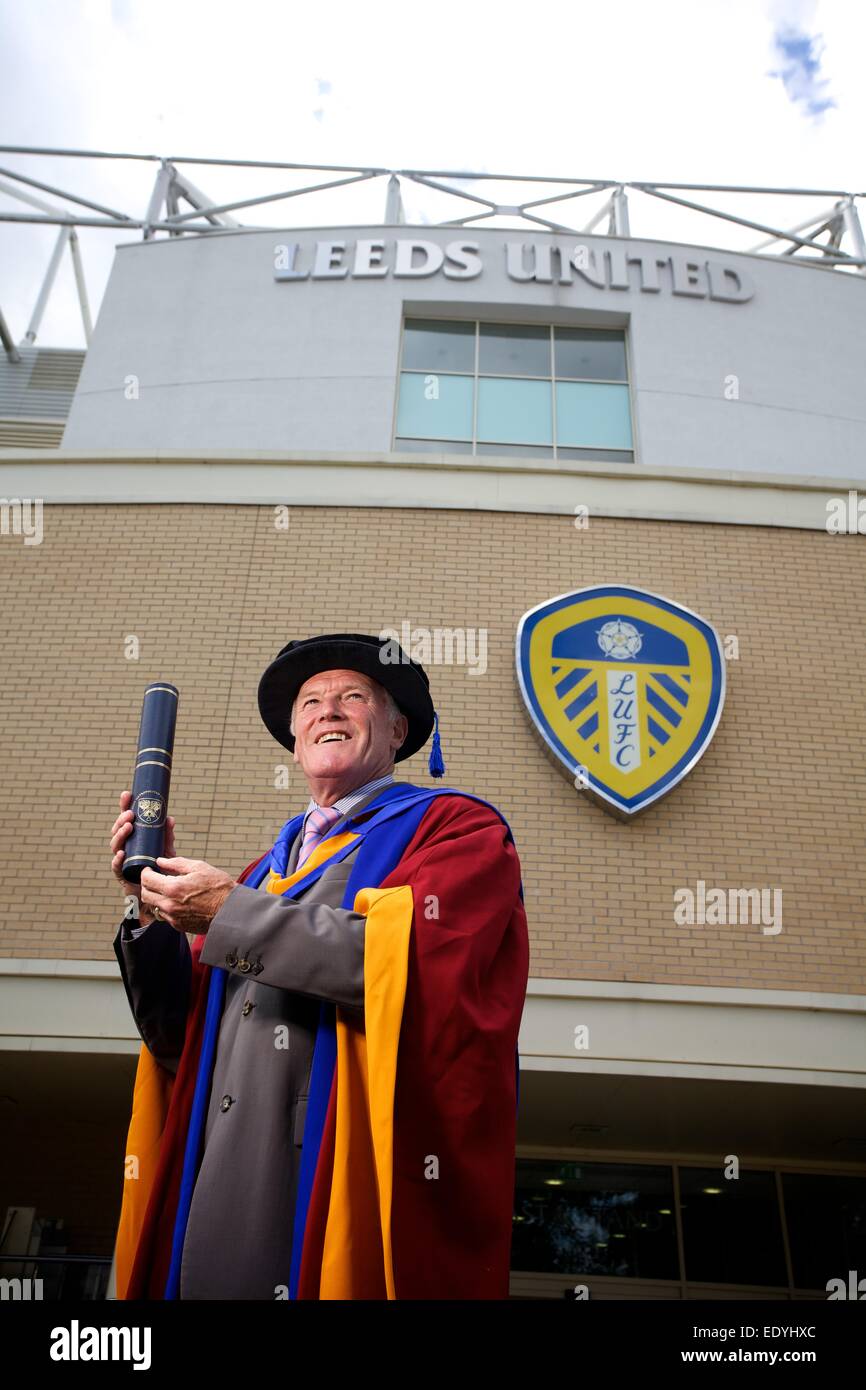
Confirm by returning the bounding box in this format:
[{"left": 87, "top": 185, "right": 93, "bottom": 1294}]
[{"left": 607, "top": 671, "right": 639, "bottom": 770}]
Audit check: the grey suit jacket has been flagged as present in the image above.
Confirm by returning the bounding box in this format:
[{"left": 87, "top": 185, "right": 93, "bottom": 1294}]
[{"left": 113, "top": 785, "right": 387, "bottom": 1300}]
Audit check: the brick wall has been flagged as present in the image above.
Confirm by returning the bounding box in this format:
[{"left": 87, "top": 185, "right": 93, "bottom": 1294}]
[{"left": 1, "top": 502, "right": 863, "bottom": 992}]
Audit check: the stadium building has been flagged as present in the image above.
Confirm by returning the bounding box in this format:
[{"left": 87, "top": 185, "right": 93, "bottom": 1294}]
[{"left": 0, "top": 157, "right": 864, "bottom": 1301}]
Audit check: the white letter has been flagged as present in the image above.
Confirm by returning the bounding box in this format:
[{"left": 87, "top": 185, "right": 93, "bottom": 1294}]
[
  {"left": 312, "top": 240, "right": 348, "bottom": 279},
  {"left": 393, "top": 240, "right": 444, "bottom": 277},
  {"left": 825, "top": 497, "right": 846, "bottom": 534},
  {"left": 673, "top": 887, "right": 694, "bottom": 925},
  {"left": 444, "top": 241, "right": 482, "bottom": 278},
  {"left": 49, "top": 1327, "right": 70, "bottom": 1361},
  {"left": 353, "top": 239, "right": 388, "bottom": 277}
]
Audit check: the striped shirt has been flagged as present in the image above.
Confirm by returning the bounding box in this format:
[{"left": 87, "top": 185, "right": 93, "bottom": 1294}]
[{"left": 300, "top": 772, "right": 395, "bottom": 842}]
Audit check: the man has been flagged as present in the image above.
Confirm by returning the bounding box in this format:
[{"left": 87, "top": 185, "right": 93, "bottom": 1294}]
[{"left": 110, "top": 632, "right": 529, "bottom": 1301}]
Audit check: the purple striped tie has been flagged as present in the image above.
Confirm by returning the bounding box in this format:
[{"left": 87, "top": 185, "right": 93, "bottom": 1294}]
[{"left": 296, "top": 803, "right": 342, "bottom": 870}]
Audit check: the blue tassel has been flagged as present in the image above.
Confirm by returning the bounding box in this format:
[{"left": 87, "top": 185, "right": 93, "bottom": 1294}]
[{"left": 428, "top": 710, "right": 445, "bottom": 778}]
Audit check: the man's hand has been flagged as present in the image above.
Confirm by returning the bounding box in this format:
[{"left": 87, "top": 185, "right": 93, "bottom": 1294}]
[
  {"left": 110, "top": 789, "right": 177, "bottom": 928},
  {"left": 140, "top": 856, "right": 238, "bottom": 935}
]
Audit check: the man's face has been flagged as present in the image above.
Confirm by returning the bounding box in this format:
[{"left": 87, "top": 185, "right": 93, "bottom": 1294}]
[{"left": 291, "top": 668, "right": 408, "bottom": 791}]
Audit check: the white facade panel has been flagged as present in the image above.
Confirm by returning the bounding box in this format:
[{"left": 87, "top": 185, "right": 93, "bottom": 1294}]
[{"left": 61, "top": 225, "right": 866, "bottom": 479}]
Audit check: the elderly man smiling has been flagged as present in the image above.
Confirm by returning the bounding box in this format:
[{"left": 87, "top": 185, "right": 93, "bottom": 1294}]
[{"left": 111, "top": 632, "right": 529, "bottom": 1302}]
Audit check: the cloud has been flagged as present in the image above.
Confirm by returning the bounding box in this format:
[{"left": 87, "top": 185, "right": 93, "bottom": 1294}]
[
  {"left": 768, "top": 22, "right": 836, "bottom": 119},
  {"left": 110, "top": 0, "right": 136, "bottom": 25},
  {"left": 3, "top": 0, "right": 864, "bottom": 347}
]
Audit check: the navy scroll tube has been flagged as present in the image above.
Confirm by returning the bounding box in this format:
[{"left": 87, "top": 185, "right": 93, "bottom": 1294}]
[{"left": 122, "top": 682, "right": 179, "bottom": 885}]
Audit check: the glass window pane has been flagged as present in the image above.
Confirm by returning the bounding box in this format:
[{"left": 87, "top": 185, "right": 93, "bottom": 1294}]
[
  {"left": 479, "top": 322, "right": 550, "bottom": 377},
  {"left": 782, "top": 1173, "right": 866, "bottom": 1292},
  {"left": 401, "top": 318, "right": 475, "bottom": 372},
  {"left": 512, "top": 1159, "right": 679, "bottom": 1278},
  {"left": 556, "top": 382, "right": 633, "bottom": 449},
  {"left": 680, "top": 1168, "right": 787, "bottom": 1286},
  {"left": 477, "top": 377, "right": 552, "bottom": 445},
  {"left": 475, "top": 442, "right": 554, "bottom": 458},
  {"left": 396, "top": 371, "right": 473, "bottom": 441},
  {"left": 394, "top": 436, "right": 474, "bottom": 454},
  {"left": 555, "top": 328, "right": 627, "bottom": 381},
  {"left": 557, "top": 447, "right": 634, "bottom": 463}
]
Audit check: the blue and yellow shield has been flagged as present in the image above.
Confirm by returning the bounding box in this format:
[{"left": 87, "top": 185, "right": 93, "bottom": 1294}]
[{"left": 516, "top": 585, "right": 725, "bottom": 817}]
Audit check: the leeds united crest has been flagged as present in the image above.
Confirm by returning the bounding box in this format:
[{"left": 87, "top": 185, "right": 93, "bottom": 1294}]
[{"left": 516, "top": 585, "right": 726, "bottom": 817}]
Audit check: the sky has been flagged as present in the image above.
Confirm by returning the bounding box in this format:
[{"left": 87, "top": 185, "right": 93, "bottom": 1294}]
[{"left": 0, "top": 0, "right": 863, "bottom": 347}]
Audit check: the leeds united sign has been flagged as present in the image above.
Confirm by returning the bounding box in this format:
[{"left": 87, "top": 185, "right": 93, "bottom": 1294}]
[{"left": 274, "top": 238, "right": 754, "bottom": 302}]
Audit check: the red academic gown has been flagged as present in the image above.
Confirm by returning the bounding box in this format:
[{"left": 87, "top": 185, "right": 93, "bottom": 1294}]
[{"left": 116, "top": 791, "right": 529, "bottom": 1300}]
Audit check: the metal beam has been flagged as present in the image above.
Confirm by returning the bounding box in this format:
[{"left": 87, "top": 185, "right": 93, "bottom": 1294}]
[
  {"left": 518, "top": 209, "right": 604, "bottom": 235},
  {"left": 631, "top": 179, "right": 860, "bottom": 198},
  {"left": 404, "top": 174, "right": 500, "bottom": 213},
  {"left": 166, "top": 171, "right": 376, "bottom": 225},
  {"left": 143, "top": 162, "right": 173, "bottom": 240},
  {"left": 68, "top": 231, "right": 93, "bottom": 344},
  {"left": 0, "top": 212, "right": 227, "bottom": 231},
  {"left": 0, "top": 164, "right": 133, "bottom": 220},
  {"left": 2, "top": 148, "right": 865, "bottom": 350},
  {"left": 0, "top": 305, "right": 21, "bottom": 363},
  {"left": 780, "top": 220, "right": 838, "bottom": 257},
  {"left": 632, "top": 185, "right": 863, "bottom": 263},
  {"left": 0, "top": 145, "right": 163, "bottom": 161},
  {"left": 0, "top": 151, "right": 862, "bottom": 197},
  {"left": 384, "top": 174, "right": 404, "bottom": 225},
  {"left": 23, "top": 227, "right": 71, "bottom": 345},
  {"left": 581, "top": 196, "right": 615, "bottom": 234},
  {"left": 748, "top": 205, "right": 842, "bottom": 253},
  {"left": 0, "top": 176, "right": 70, "bottom": 216},
  {"left": 169, "top": 172, "right": 242, "bottom": 227},
  {"left": 611, "top": 186, "right": 630, "bottom": 237},
  {"left": 839, "top": 197, "right": 866, "bottom": 276},
  {"left": 519, "top": 183, "right": 614, "bottom": 211}
]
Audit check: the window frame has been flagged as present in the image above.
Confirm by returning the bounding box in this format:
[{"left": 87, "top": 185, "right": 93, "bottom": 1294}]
[
  {"left": 393, "top": 313, "right": 636, "bottom": 461},
  {"left": 511, "top": 1152, "right": 866, "bottom": 1298}
]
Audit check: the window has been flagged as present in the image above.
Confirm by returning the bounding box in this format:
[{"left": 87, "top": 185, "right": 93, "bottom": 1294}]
[
  {"left": 679, "top": 1166, "right": 787, "bottom": 1286},
  {"left": 782, "top": 1173, "right": 866, "bottom": 1292},
  {"left": 395, "top": 317, "right": 634, "bottom": 461},
  {"left": 512, "top": 1157, "right": 866, "bottom": 1294},
  {"left": 512, "top": 1160, "right": 678, "bottom": 1278}
]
